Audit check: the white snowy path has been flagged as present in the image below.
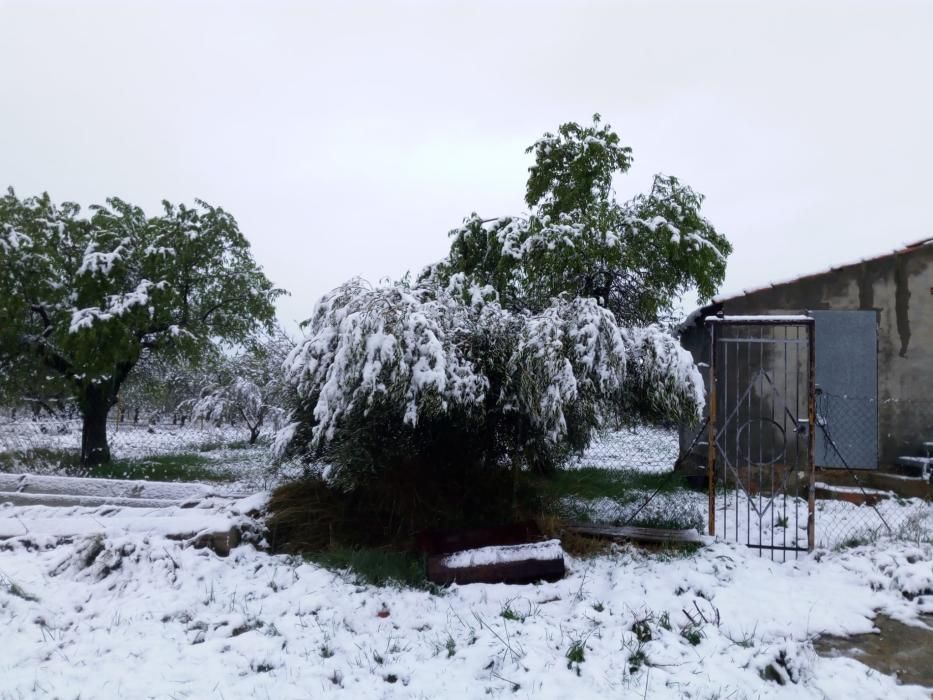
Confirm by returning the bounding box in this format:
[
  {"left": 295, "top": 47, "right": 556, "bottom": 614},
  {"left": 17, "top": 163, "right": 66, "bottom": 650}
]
[{"left": 1, "top": 498, "right": 931, "bottom": 698}]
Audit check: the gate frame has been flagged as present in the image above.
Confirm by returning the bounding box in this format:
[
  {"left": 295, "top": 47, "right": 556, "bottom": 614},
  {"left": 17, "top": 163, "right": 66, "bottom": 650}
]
[{"left": 705, "top": 314, "right": 816, "bottom": 554}]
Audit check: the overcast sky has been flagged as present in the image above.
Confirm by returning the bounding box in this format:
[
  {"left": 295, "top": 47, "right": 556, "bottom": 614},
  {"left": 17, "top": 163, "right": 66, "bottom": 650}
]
[{"left": 2, "top": 0, "right": 931, "bottom": 329}]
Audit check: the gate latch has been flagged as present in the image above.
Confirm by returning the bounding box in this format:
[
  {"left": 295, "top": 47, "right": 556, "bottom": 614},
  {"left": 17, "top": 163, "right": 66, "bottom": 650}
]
[{"left": 795, "top": 419, "right": 810, "bottom": 437}]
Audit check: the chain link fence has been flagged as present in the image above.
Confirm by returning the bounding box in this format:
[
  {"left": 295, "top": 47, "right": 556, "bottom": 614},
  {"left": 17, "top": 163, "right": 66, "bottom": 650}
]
[
  {"left": 0, "top": 407, "right": 279, "bottom": 488},
  {"left": 813, "top": 393, "right": 933, "bottom": 548},
  {"left": 569, "top": 424, "right": 682, "bottom": 473},
  {"left": 558, "top": 423, "right": 709, "bottom": 533},
  {"left": 564, "top": 398, "right": 932, "bottom": 551},
  {"left": 1, "top": 393, "right": 929, "bottom": 550}
]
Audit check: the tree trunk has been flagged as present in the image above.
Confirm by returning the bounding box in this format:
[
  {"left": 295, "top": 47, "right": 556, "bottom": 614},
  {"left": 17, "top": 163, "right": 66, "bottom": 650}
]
[
  {"left": 80, "top": 387, "right": 112, "bottom": 466},
  {"left": 247, "top": 408, "right": 265, "bottom": 445}
]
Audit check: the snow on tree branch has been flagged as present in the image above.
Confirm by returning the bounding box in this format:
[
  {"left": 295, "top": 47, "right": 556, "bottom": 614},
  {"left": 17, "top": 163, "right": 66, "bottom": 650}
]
[
  {"left": 286, "top": 279, "right": 489, "bottom": 448},
  {"left": 277, "top": 277, "right": 701, "bottom": 480},
  {"left": 622, "top": 325, "right": 705, "bottom": 424}
]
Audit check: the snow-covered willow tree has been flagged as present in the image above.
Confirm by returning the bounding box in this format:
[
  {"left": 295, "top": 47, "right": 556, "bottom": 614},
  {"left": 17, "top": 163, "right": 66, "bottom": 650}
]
[
  {"left": 187, "top": 328, "right": 293, "bottom": 444},
  {"left": 426, "top": 114, "right": 732, "bottom": 326},
  {"left": 276, "top": 278, "right": 703, "bottom": 497},
  {"left": 0, "top": 190, "right": 283, "bottom": 465}
]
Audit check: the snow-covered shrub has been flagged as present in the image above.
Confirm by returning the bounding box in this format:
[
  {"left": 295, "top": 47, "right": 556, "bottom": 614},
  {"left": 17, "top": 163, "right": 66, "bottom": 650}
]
[
  {"left": 621, "top": 326, "right": 705, "bottom": 426},
  {"left": 273, "top": 278, "right": 702, "bottom": 538}
]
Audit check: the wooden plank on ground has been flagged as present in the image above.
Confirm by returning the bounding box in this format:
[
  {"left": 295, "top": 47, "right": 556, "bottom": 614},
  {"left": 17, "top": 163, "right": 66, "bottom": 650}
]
[
  {"left": 426, "top": 539, "right": 565, "bottom": 585},
  {"left": 566, "top": 523, "right": 705, "bottom": 546}
]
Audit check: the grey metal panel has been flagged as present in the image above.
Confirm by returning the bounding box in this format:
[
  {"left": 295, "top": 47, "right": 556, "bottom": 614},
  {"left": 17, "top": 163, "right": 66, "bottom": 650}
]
[{"left": 811, "top": 310, "right": 878, "bottom": 468}]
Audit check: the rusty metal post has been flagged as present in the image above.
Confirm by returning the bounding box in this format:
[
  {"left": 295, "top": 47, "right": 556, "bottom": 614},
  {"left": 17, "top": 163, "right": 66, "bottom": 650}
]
[
  {"left": 706, "top": 321, "right": 718, "bottom": 537},
  {"left": 806, "top": 315, "right": 817, "bottom": 552}
]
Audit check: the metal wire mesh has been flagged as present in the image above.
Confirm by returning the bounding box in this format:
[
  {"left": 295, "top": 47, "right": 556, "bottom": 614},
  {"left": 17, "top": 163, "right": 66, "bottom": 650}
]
[
  {"left": 813, "top": 392, "right": 933, "bottom": 548},
  {"left": 1, "top": 393, "right": 929, "bottom": 550},
  {"left": 0, "top": 407, "right": 278, "bottom": 490},
  {"left": 569, "top": 424, "right": 683, "bottom": 474}
]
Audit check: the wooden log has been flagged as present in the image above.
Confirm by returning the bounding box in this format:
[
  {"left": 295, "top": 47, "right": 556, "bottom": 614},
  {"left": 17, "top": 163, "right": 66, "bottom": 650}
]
[
  {"left": 426, "top": 539, "right": 565, "bottom": 586},
  {"left": 566, "top": 523, "right": 705, "bottom": 546},
  {"left": 417, "top": 520, "right": 544, "bottom": 555}
]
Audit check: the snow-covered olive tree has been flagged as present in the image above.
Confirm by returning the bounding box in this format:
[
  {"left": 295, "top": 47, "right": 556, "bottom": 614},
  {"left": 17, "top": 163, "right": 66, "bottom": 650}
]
[
  {"left": 0, "top": 190, "right": 282, "bottom": 465},
  {"left": 276, "top": 278, "right": 703, "bottom": 502},
  {"left": 187, "top": 328, "right": 293, "bottom": 444},
  {"left": 426, "top": 115, "right": 732, "bottom": 325}
]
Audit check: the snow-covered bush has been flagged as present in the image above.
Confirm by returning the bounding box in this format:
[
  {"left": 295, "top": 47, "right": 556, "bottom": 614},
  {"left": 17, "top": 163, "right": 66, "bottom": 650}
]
[
  {"left": 621, "top": 326, "right": 705, "bottom": 426},
  {"left": 270, "top": 115, "right": 721, "bottom": 542},
  {"left": 274, "top": 278, "right": 702, "bottom": 537}
]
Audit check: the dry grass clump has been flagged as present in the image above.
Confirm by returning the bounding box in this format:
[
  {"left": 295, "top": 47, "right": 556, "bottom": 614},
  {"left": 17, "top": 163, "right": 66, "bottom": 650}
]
[{"left": 266, "top": 461, "right": 542, "bottom": 554}]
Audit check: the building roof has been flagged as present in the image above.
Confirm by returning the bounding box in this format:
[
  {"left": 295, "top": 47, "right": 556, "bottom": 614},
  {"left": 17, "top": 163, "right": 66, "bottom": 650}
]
[
  {"left": 711, "top": 235, "right": 933, "bottom": 305},
  {"left": 678, "top": 235, "right": 933, "bottom": 334}
]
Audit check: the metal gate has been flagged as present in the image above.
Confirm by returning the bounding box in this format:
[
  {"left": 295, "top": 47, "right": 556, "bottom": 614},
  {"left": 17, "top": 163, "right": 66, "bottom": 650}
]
[{"left": 705, "top": 315, "right": 815, "bottom": 560}]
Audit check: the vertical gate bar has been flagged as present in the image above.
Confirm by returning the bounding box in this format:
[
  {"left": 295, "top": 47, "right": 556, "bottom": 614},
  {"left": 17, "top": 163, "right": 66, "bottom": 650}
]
[
  {"left": 759, "top": 325, "right": 765, "bottom": 558},
  {"left": 707, "top": 322, "right": 717, "bottom": 537},
  {"left": 734, "top": 332, "right": 738, "bottom": 540},
  {"left": 746, "top": 328, "right": 751, "bottom": 550},
  {"left": 771, "top": 328, "right": 787, "bottom": 561},
  {"left": 723, "top": 336, "right": 729, "bottom": 542},
  {"left": 782, "top": 328, "right": 788, "bottom": 557},
  {"left": 795, "top": 324, "right": 800, "bottom": 557},
  {"left": 807, "top": 318, "right": 817, "bottom": 552}
]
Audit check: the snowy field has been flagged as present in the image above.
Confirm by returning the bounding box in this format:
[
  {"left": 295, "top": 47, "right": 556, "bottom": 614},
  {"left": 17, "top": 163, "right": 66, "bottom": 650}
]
[
  {"left": 1, "top": 419, "right": 931, "bottom": 696},
  {"left": 0, "top": 417, "right": 280, "bottom": 492},
  {"left": 0, "top": 417, "right": 256, "bottom": 459},
  {"left": 0, "top": 419, "right": 680, "bottom": 475},
  {"left": 1, "top": 493, "right": 932, "bottom": 699}
]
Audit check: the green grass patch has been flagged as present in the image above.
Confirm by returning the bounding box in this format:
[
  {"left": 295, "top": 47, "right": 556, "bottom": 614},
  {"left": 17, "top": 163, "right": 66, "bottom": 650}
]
[
  {"left": 306, "top": 547, "right": 432, "bottom": 589},
  {"left": 0, "top": 448, "right": 79, "bottom": 473},
  {"left": 533, "top": 467, "right": 689, "bottom": 503},
  {"left": 196, "top": 439, "right": 255, "bottom": 453},
  {"left": 77, "top": 453, "right": 235, "bottom": 482},
  {"left": 0, "top": 448, "right": 235, "bottom": 482},
  {"left": 531, "top": 467, "right": 703, "bottom": 532}
]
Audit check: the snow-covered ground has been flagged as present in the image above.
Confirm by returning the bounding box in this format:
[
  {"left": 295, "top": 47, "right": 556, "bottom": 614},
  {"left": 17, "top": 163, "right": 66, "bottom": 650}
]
[
  {"left": 568, "top": 426, "right": 681, "bottom": 472},
  {"left": 0, "top": 417, "right": 284, "bottom": 494},
  {"left": 2, "top": 419, "right": 932, "bottom": 697},
  {"left": 1, "top": 495, "right": 932, "bottom": 699},
  {"left": 1, "top": 418, "right": 678, "bottom": 475},
  {"left": 0, "top": 417, "right": 255, "bottom": 458}
]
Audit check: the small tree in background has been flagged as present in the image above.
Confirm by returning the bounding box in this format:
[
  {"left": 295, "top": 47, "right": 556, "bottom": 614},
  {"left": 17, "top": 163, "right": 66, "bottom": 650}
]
[
  {"left": 0, "top": 352, "right": 74, "bottom": 419},
  {"left": 426, "top": 114, "right": 732, "bottom": 326},
  {"left": 187, "top": 327, "right": 293, "bottom": 444},
  {"left": 118, "top": 352, "right": 219, "bottom": 425},
  {"left": 0, "top": 190, "right": 283, "bottom": 465}
]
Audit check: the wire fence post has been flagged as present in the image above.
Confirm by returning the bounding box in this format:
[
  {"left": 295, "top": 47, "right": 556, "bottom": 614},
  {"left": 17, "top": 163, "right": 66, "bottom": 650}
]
[
  {"left": 807, "top": 316, "right": 816, "bottom": 552},
  {"left": 706, "top": 322, "right": 717, "bottom": 537}
]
